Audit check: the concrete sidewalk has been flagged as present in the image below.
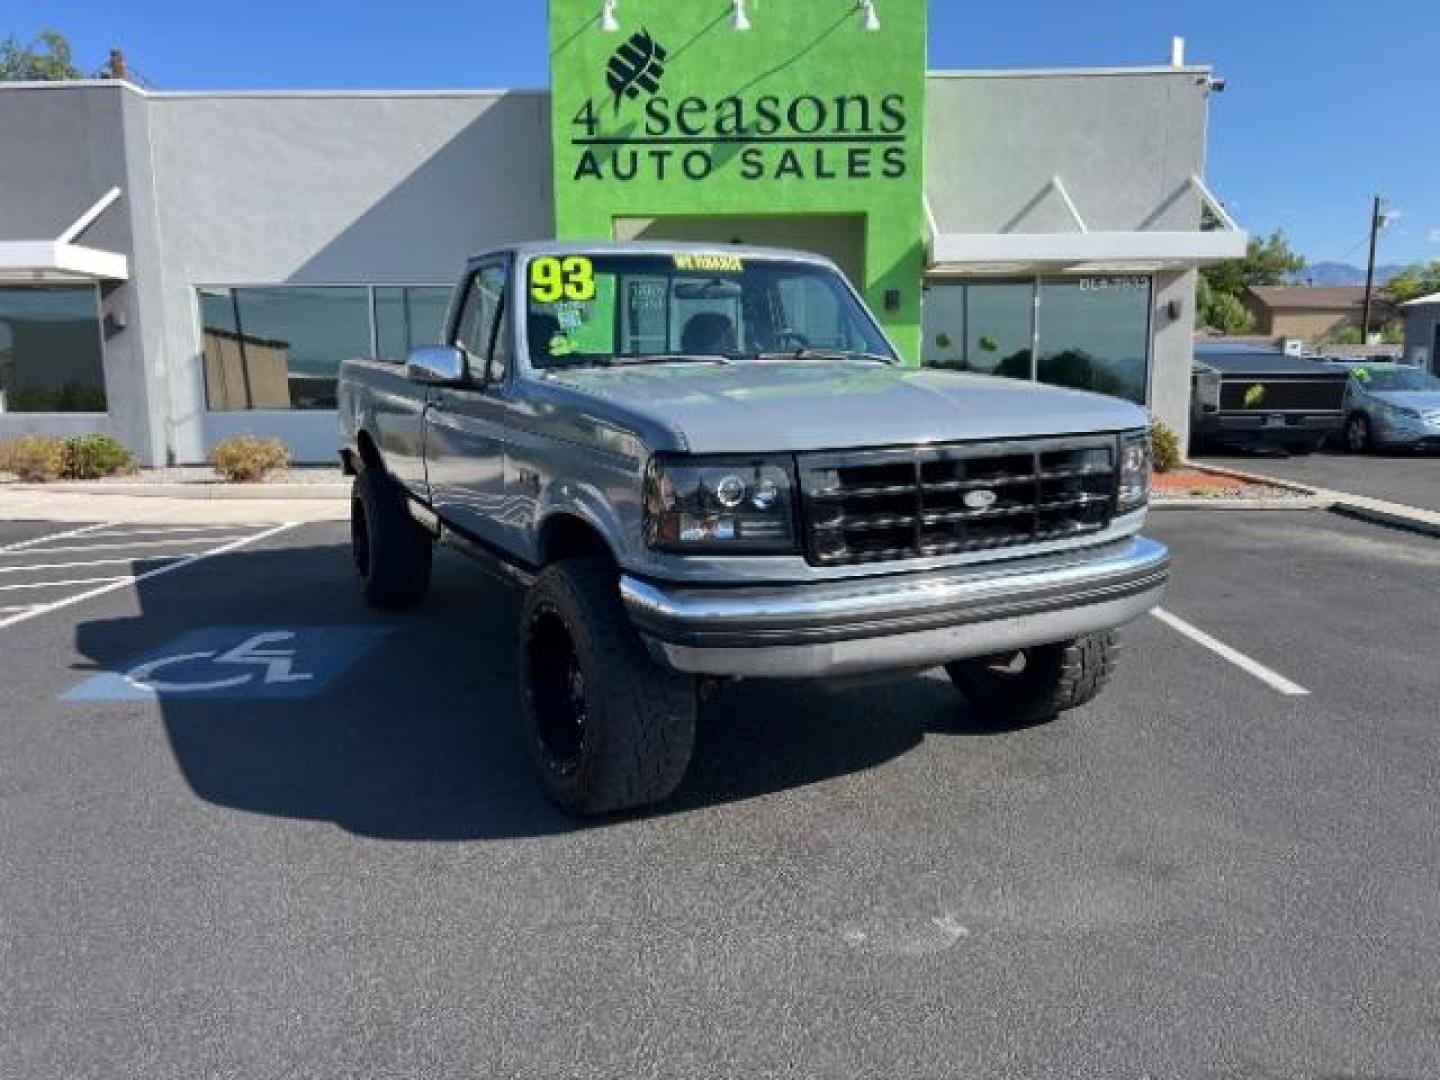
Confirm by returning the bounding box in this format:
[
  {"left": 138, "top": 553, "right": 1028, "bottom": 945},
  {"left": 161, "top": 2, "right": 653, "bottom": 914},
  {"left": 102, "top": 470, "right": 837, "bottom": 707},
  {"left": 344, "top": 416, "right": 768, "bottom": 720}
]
[{"left": 0, "top": 487, "right": 346, "bottom": 525}]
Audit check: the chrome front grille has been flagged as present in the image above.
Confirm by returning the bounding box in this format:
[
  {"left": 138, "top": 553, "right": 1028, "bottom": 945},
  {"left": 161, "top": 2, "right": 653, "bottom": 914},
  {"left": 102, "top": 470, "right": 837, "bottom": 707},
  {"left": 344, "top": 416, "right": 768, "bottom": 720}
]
[{"left": 799, "top": 436, "right": 1118, "bottom": 565}]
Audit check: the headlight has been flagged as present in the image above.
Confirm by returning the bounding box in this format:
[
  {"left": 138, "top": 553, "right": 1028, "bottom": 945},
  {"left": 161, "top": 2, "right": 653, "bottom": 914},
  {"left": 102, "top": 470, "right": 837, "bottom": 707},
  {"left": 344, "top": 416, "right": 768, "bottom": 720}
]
[
  {"left": 644, "top": 455, "right": 798, "bottom": 553},
  {"left": 1117, "top": 430, "right": 1151, "bottom": 513}
]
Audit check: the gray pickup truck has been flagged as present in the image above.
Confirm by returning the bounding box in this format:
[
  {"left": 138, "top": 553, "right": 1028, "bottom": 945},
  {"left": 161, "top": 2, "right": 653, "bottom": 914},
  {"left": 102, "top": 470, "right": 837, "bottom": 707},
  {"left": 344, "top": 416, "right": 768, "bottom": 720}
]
[{"left": 338, "top": 242, "right": 1169, "bottom": 814}]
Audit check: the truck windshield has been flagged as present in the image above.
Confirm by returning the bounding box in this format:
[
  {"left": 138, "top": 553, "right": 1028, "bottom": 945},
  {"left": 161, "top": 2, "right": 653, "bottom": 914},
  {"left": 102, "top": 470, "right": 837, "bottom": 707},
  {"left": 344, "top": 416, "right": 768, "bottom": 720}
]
[{"left": 523, "top": 252, "right": 894, "bottom": 369}]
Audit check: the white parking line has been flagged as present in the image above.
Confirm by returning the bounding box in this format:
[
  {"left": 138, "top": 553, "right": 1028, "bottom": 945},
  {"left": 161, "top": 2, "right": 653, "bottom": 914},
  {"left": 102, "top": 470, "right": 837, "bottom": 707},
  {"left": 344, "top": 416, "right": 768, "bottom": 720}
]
[
  {"left": 1151, "top": 607, "right": 1310, "bottom": 697},
  {"left": 84, "top": 524, "right": 266, "bottom": 539},
  {"left": 0, "top": 576, "right": 127, "bottom": 592},
  {"left": 0, "top": 523, "right": 299, "bottom": 631},
  {"left": 0, "top": 522, "right": 112, "bottom": 554},
  {"left": 0, "top": 556, "right": 183, "bottom": 575},
  {"left": 0, "top": 536, "right": 252, "bottom": 556}
]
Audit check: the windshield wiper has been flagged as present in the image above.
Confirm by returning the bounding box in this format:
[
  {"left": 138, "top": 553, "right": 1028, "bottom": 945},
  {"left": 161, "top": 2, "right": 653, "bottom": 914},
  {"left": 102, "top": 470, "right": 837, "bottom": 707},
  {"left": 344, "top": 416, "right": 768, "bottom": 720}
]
[
  {"left": 540, "top": 353, "right": 730, "bottom": 371},
  {"left": 609, "top": 354, "right": 732, "bottom": 366},
  {"left": 754, "top": 348, "right": 896, "bottom": 365}
]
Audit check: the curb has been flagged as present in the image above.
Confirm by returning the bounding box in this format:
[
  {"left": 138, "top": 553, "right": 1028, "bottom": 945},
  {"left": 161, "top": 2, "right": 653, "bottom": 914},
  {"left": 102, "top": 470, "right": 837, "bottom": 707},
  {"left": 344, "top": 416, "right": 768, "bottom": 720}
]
[
  {"left": 1181, "top": 462, "right": 1440, "bottom": 538},
  {"left": 1152, "top": 496, "right": 1331, "bottom": 511},
  {"left": 5, "top": 482, "right": 349, "bottom": 501},
  {"left": 1329, "top": 499, "right": 1440, "bottom": 539}
]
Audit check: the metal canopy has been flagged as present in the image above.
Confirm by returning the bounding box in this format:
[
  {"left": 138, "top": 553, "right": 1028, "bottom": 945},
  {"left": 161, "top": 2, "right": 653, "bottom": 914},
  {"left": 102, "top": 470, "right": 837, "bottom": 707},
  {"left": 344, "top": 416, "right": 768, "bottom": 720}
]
[
  {"left": 0, "top": 188, "right": 128, "bottom": 284},
  {"left": 927, "top": 175, "right": 1248, "bottom": 275}
]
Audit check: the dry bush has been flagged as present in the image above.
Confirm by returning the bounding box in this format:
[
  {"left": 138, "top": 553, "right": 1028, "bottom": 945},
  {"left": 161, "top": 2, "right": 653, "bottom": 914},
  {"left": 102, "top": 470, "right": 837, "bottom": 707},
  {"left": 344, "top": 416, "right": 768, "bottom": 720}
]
[
  {"left": 210, "top": 435, "right": 290, "bottom": 483},
  {"left": 0, "top": 434, "right": 66, "bottom": 482},
  {"left": 60, "top": 434, "right": 135, "bottom": 479},
  {"left": 1151, "top": 421, "right": 1183, "bottom": 474}
]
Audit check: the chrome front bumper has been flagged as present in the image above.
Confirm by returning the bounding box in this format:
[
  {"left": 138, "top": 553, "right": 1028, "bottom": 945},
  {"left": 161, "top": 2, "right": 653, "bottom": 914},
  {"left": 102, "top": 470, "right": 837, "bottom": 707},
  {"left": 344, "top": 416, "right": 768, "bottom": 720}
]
[{"left": 621, "top": 536, "right": 1170, "bottom": 678}]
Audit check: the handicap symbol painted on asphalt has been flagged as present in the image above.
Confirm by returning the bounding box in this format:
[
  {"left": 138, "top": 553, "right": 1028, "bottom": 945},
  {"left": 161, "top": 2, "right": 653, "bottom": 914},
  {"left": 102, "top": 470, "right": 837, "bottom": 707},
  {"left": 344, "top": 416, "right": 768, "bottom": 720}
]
[{"left": 63, "top": 625, "right": 392, "bottom": 702}]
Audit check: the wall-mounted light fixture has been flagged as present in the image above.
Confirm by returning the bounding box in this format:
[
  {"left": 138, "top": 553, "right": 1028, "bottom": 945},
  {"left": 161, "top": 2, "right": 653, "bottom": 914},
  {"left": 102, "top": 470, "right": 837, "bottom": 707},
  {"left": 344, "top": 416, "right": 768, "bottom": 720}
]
[
  {"left": 731, "top": 0, "right": 752, "bottom": 31},
  {"left": 599, "top": 0, "right": 620, "bottom": 33},
  {"left": 859, "top": 0, "right": 881, "bottom": 32}
]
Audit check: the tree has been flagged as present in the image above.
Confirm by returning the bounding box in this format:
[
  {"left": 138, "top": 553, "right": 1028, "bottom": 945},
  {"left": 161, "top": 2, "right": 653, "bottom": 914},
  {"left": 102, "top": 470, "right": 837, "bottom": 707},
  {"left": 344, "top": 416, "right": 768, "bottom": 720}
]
[
  {"left": 0, "top": 30, "right": 83, "bottom": 81},
  {"left": 1196, "top": 229, "right": 1303, "bottom": 333},
  {"left": 1385, "top": 261, "right": 1440, "bottom": 305},
  {"left": 1197, "top": 275, "right": 1255, "bottom": 334},
  {"left": 1203, "top": 230, "right": 1305, "bottom": 296}
]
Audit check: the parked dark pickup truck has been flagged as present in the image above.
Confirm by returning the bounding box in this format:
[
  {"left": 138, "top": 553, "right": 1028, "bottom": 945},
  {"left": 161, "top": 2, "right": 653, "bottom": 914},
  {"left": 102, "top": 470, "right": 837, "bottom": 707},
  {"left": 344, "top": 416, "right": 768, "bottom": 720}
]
[
  {"left": 1191, "top": 346, "right": 1350, "bottom": 454},
  {"left": 338, "top": 242, "right": 1170, "bottom": 813}
]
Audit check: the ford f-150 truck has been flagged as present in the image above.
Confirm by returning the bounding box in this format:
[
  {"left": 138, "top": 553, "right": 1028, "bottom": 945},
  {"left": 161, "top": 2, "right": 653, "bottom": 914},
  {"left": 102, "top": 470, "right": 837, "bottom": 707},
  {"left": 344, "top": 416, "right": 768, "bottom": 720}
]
[{"left": 338, "top": 242, "right": 1170, "bottom": 814}]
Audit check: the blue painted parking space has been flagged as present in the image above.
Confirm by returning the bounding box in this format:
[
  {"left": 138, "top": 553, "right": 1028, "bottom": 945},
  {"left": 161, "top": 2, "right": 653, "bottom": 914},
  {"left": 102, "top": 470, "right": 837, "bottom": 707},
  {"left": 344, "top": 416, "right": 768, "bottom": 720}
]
[{"left": 64, "top": 625, "right": 391, "bottom": 702}]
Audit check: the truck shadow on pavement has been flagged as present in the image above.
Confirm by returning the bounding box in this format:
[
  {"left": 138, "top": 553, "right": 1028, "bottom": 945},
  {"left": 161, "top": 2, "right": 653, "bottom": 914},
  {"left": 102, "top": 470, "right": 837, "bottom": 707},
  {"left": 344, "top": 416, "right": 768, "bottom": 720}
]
[{"left": 71, "top": 536, "right": 1015, "bottom": 841}]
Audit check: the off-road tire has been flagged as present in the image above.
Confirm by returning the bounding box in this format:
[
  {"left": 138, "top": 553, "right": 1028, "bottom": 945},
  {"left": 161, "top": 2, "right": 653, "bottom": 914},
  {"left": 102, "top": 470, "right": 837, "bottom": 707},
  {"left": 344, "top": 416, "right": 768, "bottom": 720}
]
[
  {"left": 351, "top": 467, "right": 433, "bottom": 608},
  {"left": 945, "top": 632, "right": 1120, "bottom": 725},
  {"left": 519, "top": 557, "right": 696, "bottom": 815}
]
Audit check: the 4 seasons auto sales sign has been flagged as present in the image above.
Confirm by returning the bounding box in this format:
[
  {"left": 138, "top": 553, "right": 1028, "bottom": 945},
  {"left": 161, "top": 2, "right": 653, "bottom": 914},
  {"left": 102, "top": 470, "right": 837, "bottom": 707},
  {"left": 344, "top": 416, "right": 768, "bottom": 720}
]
[{"left": 548, "top": 0, "right": 928, "bottom": 358}]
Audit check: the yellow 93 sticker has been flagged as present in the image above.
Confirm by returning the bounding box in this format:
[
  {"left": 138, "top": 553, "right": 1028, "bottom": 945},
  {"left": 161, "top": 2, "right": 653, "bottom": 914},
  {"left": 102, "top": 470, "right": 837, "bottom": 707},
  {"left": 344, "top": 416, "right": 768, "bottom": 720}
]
[
  {"left": 529, "top": 256, "right": 596, "bottom": 303},
  {"left": 673, "top": 253, "right": 744, "bottom": 273}
]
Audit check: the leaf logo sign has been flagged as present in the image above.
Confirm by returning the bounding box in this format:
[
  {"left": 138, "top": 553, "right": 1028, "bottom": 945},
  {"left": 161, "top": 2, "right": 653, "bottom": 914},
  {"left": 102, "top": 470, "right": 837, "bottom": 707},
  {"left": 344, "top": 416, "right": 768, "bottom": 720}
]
[
  {"left": 1243, "top": 383, "right": 1266, "bottom": 408},
  {"left": 606, "top": 29, "right": 669, "bottom": 114}
]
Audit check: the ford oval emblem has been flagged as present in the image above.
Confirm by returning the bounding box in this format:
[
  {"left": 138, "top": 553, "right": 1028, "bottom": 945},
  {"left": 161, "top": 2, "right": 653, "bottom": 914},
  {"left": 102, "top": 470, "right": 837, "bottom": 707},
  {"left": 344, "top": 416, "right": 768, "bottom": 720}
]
[{"left": 963, "top": 489, "right": 999, "bottom": 510}]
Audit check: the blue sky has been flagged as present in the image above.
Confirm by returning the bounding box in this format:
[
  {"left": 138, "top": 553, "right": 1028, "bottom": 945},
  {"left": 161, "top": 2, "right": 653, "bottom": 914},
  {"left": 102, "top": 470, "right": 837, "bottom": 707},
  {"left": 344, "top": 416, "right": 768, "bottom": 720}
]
[{"left": 18, "top": 0, "right": 1439, "bottom": 267}]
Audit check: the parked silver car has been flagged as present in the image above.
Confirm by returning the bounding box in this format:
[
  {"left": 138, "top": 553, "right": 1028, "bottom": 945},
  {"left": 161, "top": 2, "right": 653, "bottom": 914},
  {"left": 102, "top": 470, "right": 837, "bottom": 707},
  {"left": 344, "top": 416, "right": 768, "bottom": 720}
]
[{"left": 1332, "top": 362, "right": 1440, "bottom": 452}]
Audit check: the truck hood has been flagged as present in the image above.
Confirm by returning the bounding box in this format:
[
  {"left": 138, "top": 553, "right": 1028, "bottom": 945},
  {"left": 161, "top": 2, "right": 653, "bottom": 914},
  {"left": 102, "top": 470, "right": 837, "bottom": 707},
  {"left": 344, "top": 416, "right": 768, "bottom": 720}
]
[{"left": 543, "top": 361, "right": 1148, "bottom": 453}]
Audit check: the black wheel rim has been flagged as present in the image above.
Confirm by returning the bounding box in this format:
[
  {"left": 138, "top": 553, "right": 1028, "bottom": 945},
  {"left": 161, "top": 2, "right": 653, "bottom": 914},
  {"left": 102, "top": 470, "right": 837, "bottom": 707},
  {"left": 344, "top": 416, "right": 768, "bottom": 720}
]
[
  {"left": 1349, "top": 418, "right": 1366, "bottom": 451},
  {"left": 528, "top": 607, "right": 588, "bottom": 776},
  {"left": 351, "top": 498, "right": 371, "bottom": 578}
]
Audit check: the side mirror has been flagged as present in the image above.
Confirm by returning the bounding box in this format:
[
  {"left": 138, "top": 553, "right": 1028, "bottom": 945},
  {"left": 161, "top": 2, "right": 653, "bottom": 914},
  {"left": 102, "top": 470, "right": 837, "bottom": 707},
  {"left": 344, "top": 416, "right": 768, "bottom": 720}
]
[{"left": 405, "top": 345, "right": 466, "bottom": 386}]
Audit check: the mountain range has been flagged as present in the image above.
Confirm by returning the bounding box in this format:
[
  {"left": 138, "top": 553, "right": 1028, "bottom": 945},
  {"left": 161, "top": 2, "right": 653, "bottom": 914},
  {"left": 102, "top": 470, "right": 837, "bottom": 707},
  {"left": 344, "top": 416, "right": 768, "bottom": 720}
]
[{"left": 1292, "top": 262, "right": 1406, "bottom": 287}]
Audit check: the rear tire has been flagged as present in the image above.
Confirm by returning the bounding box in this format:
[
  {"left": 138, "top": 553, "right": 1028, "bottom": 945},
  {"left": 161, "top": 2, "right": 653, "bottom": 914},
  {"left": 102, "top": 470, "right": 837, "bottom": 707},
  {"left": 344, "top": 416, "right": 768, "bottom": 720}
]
[
  {"left": 944, "top": 632, "right": 1119, "bottom": 725},
  {"left": 351, "top": 467, "right": 433, "bottom": 608},
  {"left": 519, "top": 557, "right": 696, "bottom": 815}
]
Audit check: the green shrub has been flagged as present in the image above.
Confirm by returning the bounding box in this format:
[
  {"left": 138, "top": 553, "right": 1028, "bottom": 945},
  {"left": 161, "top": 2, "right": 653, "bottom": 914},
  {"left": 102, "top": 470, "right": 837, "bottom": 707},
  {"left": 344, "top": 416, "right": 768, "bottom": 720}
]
[
  {"left": 0, "top": 434, "right": 66, "bottom": 482},
  {"left": 60, "top": 434, "right": 134, "bottom": 480},
  {"left": 1151, "top": 421, "right": 1182, "bottom": 474},
  {"left": 210, "top": 435, "right": 290, "bottom": 482}
]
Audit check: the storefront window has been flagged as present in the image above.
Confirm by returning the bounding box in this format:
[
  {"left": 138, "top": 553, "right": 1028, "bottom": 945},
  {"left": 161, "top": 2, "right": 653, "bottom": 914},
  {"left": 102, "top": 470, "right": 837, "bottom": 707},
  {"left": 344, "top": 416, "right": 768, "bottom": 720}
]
[
  {"left": 0, "top": 285, "right": 106, "bottom": 412},
  {"left": 922, "top": 281, "right": 1034, "bottom": 378},
  {"left": 1037, "top": 276, "right": 1151, "bottom": 404},
  {"left": 374, "top": 286, "right": 452, "bottom": 361},
  {"left": 924, "top": 275, "right": 1152, "bottom": 404},
  {"left": 200, "top": 286, "right": 371, "bottom": 410}
]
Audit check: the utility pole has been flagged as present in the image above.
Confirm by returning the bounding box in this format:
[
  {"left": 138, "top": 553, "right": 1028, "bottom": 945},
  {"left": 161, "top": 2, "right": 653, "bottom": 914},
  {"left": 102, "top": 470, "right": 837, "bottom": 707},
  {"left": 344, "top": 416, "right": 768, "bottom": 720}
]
[{"left": 1360, "top": 194, "right": 1384, "bottom": 344}]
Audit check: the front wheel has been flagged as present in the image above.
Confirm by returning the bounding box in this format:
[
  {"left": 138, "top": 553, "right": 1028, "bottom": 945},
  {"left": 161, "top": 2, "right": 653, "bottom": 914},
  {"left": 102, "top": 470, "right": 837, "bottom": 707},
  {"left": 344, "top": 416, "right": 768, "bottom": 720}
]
[
  {"left": 945, "top": 632, "right": 1119, "bottom": 725},
  {"left": 1345, "top": 413, "right": 1373, "bottom": 454},
  {"left": 519, "top": 557, "right": 696, "bottom": 815}
]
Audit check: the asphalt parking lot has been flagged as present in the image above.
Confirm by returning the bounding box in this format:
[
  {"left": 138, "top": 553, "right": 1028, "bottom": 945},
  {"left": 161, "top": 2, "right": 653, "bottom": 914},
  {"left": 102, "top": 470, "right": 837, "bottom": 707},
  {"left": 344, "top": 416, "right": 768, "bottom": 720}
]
[
  {"left": 1201, "top": 447, "right": 1440, "bottom": 512},
  {"left": 1, "top": 509, "right": 1437, "bottom": 1077}
]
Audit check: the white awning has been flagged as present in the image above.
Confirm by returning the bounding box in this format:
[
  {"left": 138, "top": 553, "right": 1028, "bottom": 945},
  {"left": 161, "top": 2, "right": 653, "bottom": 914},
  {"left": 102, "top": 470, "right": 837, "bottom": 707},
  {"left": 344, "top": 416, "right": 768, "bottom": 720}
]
[
  {"left": 0, "top": 240, "right": 129, "bottom": 283},
  {"left": 927, "top": 175, "right": 1248, "bottom": 275},
  {"left": 0, "top": 188, "right": 129, "bottom": 284}
]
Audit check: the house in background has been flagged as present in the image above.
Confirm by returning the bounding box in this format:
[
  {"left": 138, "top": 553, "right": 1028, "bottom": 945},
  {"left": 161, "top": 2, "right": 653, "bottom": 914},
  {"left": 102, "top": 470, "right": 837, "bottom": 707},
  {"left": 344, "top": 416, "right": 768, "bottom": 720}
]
[
  {"left": 1401, "top": 292, "right": 1440, "bottom": 374},
  {"left": 1241, "top": 285, "right": 1395, "bottom": 345}
]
